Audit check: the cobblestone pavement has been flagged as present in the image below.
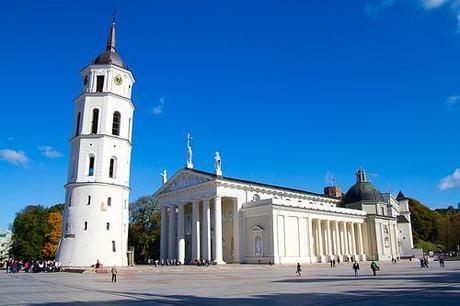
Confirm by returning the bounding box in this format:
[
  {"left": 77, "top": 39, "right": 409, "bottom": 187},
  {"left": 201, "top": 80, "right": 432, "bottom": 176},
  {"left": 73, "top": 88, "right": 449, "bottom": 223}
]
[{"left": 0, "top": 260, "right": 459, "bottom": 305}]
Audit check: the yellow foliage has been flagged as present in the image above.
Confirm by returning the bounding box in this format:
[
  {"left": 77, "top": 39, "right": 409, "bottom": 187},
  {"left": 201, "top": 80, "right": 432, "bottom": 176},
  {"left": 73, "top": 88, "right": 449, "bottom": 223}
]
[{"left": 42, "top": 211, "right": 62, "bottom": 259}]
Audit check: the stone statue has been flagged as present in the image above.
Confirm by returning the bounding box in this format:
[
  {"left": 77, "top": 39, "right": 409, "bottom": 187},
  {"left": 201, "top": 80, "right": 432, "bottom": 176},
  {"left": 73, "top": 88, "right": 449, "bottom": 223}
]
[
  {"left": 214, "top": 151, "right": 222, "bottom": 176},
  {"left": 186, "top": 133, "right": 193, "bottom": 169},
  {"left": 161, "top": 170, "right": 167, "bottom": 185}
]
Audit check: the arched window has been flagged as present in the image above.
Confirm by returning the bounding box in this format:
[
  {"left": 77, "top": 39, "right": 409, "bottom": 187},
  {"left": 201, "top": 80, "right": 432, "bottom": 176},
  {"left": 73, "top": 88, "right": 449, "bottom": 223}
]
[
  {"left": 112, "top": 111, "right": 121, "bottom": 136},
  {"left": 91, "top": 109, "right": 99, "bottom": 134},
  {"left": 112, "top": 240, "right": 116, "bottom": 252},
  {"left": 75, "top": 112, "right": 81, "bottom": 137},
  {"left": 106, "top": 222, "right": 110, "bottom": 230},
  {"left": 253, "top": 194, "right": 260, "bottom": 201},
  {"left": 88, "top": 156, "right": 95, "bottom": 176},
  {"left": 109, "top": 157, "right": 117, "bottom": 178},
  {"left": 107, "top": 197, "right": 112, "bottom": 206}
]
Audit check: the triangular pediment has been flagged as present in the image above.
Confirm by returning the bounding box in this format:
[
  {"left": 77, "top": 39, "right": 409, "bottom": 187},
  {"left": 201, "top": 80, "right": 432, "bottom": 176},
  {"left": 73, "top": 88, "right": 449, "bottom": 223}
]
[
  {"left": 251, "top": 225, "right": 264, "bottom": 232},
  {"left": 155, "top": 168, "right": 214, "bottom": 195}
]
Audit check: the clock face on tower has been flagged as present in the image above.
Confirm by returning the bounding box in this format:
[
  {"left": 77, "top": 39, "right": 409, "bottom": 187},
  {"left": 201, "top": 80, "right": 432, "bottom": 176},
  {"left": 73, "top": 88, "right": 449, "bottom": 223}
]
[{"left": 114, "top": 74, "right": 123, "bottom": 86}]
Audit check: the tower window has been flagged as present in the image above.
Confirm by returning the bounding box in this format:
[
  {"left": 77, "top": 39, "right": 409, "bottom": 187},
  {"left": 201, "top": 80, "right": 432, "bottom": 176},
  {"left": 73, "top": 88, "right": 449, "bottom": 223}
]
[
  {"left": 112, "top": 240, "right": 116, "bottom": 252},
  {"left": 88, "top": 156, "right": 95, "bottom": 176},
  {"left": 106, "top": 222, "right": 110, "bottom": 230},
  {"left": 108, "top": 197, "right": 112, "bottom": 206},
  {"left": 84, "top": 221, "right": 88, "bottom": 230},
  {"left": 75, "top": 112, "right": 81, "bottom": 137},
  {"left": 87, "top": 195, "right": 91, "bottom": 205},
  {"left": 91, "top": 109, "right": 99, "bottom": 134},
  {"left": 109, "top": 158, "right": 117, "bottom": 178},
  {"left": 112, "top": 112, "right": 121, "bottom": 136},
  {"left": 83, "top": 76, "right": 88, "bottom": 87},
  {"left": 65, "top": 222, "right": 69, "bottom": 231},
  {"left": 68, "top": 194, "right": 72, "bottom": 207},
  {"left": 96, "top": 75, "right": 104, "bottom": 92}
]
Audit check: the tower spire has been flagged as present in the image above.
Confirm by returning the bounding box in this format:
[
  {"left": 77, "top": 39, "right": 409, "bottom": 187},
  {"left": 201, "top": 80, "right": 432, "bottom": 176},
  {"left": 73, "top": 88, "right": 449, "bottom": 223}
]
[{"left": 106, "top": 20, "right": 116, "bottom": 52}]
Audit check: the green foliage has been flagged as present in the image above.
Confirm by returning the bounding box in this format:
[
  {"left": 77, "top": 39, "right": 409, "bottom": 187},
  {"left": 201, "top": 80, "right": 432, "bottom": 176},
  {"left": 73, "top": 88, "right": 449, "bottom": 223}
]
[
  {"left": 128, "top": 195, "right": 161, "bottom": 263},
  {"left": 409, "top": 198, "right": 460, "bottom": 251},
  {"left": 10, "top": 204, "right": 64, "bottom": 261},
  {"left": 414, "top": 239, "right": 443, "bottom": 252}
]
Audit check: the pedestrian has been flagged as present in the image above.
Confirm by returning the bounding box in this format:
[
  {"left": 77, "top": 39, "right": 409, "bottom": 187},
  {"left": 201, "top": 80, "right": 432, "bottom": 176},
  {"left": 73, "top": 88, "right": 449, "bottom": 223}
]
[
  {"left": 352, "top": 261, "right": 360, "bottom": 277},
  {"left": 370, "top": 260, "right": 379, "bottom": 276},
  {"left": 296, "top": 263, "right": 302, "bottom": 278},
  {"left": 439, "top": 257, "right": 445, "bottom": 268},
  {"left": 111, "top": 265, "right": 117, "bottom": 283}
]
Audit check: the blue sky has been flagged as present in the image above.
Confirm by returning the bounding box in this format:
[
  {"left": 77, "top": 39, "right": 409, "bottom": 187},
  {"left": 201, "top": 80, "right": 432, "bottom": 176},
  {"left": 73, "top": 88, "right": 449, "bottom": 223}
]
[{"left": 1, "top": 0, "right": 459, "bottom": 229}]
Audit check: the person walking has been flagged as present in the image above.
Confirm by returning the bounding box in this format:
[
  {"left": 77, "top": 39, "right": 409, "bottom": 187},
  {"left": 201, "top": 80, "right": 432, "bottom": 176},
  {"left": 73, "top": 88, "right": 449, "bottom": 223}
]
[
  {"left": 352, "top": 261, "right": 360, "bottom": 277},
  {"left": 370, "top": 261, "right": 379, "bottom": 276},
  {"left": 111, "top": 265, "right": 118, "bottom": 283},
  {"left": 296, "top": 263, "right": 302, "bottom": 278}
]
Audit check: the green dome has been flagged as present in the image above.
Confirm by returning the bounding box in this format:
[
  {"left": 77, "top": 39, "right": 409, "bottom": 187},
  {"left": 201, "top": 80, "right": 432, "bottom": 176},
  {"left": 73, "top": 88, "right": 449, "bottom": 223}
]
[{"left": 342, "top": 169, "right": 384, "bottom": 205}]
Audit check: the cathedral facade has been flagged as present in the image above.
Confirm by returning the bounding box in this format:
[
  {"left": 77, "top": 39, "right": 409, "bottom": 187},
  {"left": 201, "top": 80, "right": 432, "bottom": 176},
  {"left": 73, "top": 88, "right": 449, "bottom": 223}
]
[{"left": 155, "top": 163, "right": 415, "bottom": 264}]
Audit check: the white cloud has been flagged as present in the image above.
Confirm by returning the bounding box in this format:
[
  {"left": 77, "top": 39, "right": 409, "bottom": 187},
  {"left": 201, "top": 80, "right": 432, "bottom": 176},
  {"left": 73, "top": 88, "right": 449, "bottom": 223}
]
[
  {"left": 0, "top": 149, "right": 29, "bottom": 167},
  {"left": 365, "top": 0, "right": 460, "bottom": 30},
  {"left": 438, "top": 168, "right": 460, "bottom": 190},
  {"left": 38, "top": 146, "right": 63, "bottom": 159},
  {"left": 421, "top": 0, "right": 449, "bottom": 9},
  {"left": 445, "top": 95, "right": 460, "bottom": 110},
  {"left": 364, "top": 0, "right": 397, "bottom": 17},
  {"left": 152, "top": 98, "right": 165, "bottom": 115}
]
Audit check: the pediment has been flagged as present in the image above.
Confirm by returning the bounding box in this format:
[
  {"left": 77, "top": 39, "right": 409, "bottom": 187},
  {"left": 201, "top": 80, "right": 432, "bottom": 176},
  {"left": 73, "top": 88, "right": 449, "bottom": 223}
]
[
  {"left": 156, "top": 169, "right": 214, "bottom": 195},
  {"left": 251, "top": 225, "right": 264, "bottom": 233}
]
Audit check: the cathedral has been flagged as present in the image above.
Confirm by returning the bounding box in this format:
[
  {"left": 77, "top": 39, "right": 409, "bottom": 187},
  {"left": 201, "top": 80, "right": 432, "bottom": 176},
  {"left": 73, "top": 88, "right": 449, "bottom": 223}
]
[
  {"left": 155, "top": 149, "right": 415, "bottom": 264},
  {"left": 55, "top": 21, "right": 414, "bottom": 267}
]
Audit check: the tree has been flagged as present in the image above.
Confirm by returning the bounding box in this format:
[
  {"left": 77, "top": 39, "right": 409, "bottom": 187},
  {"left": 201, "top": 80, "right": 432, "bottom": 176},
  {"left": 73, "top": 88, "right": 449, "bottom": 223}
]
[
  {"left": 10, "top": 206, "right": 49, "bottom": 261},
  {"left": 42, "top": 211, "right": 62, "bottom": 259},
  {"left": 10, "top": 203, "right": 64, "bottom": 261},
  {"left": 128, "top": 195, "right": 161, "bottom": 263}
]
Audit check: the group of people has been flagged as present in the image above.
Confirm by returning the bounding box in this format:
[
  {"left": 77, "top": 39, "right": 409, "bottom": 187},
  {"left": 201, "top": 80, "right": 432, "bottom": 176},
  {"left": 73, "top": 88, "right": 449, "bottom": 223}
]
[
  {"left": 419, "top": 257, "right": 429, "bottom": 269},
  {"left": 6, "top": 259, "right": 61, "bottom": 273},
  {"left": 296, "top": 260, "right": 381, "bottom": 278}
]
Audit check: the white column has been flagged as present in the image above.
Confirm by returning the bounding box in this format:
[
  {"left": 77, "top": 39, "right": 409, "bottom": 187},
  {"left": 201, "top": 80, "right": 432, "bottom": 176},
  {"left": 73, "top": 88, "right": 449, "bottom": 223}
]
[
  {"left": 351, "top": 222, "right": 357, "bottom": 258},
  {"left": 177, "top": 203, "right": 185, "bottom": 263},
  {"left": 168, "top": 205, "right": 176, "bottom": 259},
  {"left": 327, "top": 220, "right": 333, "bottom": 257},
  {"left": 342, "top": 222, "right": 349, "bottom": 256},
  {"left": 192, "top": 200, "right": 200, "bottom": 260},
  {"left": 160, "top": 206, "right": 168, "bottom": 259},
  {"left": 335, "top": 221, "right": 341, "bottom": 257},
  {"left": 214, "top": 196, "right": 225, "bottom": 264},
  {"left": 317, "top": 219, "right": 323, "bottom": 261},
  {"left": 358, "top": 223, "right": 365, "bottom": 260},
  {"left": 307, "top": 217, "right": 314, "bottom": 261},
  {"left": 201, "top": 198, "right": 211, "bottom": 260},
  {"left": 232, "top": 198, "right": 240, "bottom": 263}
]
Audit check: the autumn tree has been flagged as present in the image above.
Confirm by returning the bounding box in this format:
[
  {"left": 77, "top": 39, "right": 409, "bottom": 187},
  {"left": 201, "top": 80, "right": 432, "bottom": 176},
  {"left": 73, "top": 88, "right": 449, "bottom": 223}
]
[
  {"left": 42, "top": 211, "right": 62, "bottom": 259},
  {"left": 10, "top": 203, "right": 64, "bottom": 260}
]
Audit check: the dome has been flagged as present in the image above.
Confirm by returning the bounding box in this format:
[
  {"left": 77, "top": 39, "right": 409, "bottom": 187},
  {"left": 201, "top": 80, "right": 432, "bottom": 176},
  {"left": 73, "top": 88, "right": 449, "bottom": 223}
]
[
  {"left": 94, "top": 50, "right": 124, "bottom": 67},
  {"left": 342, "top": 169, "right": 384, "bottom": 205},
  {"left": 92, "top": 21, "right": 126, "bottom": 68}
]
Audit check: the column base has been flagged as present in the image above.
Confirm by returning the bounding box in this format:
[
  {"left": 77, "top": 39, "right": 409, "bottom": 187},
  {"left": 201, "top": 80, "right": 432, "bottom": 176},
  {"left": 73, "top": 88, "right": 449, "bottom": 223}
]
[
  {"left": 214, "top": 260, "right": 226, "bottom": 265},
  {"left": 360, "top": 254, "right": 366, "bottom": 261}
]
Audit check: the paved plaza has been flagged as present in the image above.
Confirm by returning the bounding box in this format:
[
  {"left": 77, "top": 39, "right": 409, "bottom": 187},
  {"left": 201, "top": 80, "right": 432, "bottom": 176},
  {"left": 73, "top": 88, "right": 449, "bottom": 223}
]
[{"left": 0, "top": 261, "right": 459, "bottom": 306}]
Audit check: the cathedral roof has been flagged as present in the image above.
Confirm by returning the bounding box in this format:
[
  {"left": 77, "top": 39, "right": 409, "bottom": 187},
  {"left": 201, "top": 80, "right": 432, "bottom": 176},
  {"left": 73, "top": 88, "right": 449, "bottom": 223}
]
[
  {"left": 185, "top": 168, "right": 340, "bottom": 200},
  {"left": 342, "top": 169, "right": 384, "bottom": 205},
  {"left": 93, "top": 21, "right": 126, "bottom": 68}
]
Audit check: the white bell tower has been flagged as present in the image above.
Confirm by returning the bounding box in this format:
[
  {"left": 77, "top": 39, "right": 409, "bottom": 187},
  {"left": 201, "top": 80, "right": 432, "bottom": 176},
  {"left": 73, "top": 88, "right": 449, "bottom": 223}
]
[{"left": 56, "top": 20, "right": 135, "bottom": 267}]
